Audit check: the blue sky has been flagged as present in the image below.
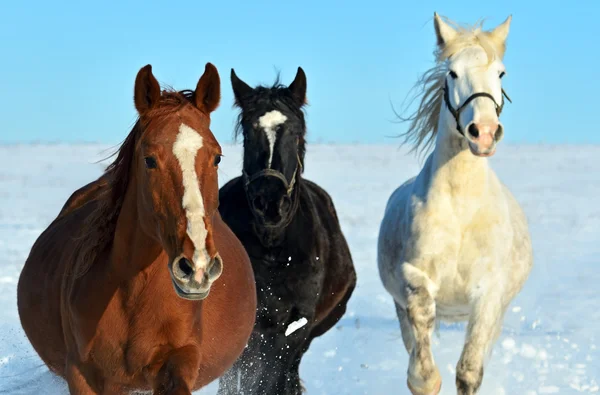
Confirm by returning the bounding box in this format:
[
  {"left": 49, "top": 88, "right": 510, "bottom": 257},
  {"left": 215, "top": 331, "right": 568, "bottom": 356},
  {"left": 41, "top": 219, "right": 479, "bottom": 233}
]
[{"left": 0, "top": 0, "right": 598, "bottom": 144}]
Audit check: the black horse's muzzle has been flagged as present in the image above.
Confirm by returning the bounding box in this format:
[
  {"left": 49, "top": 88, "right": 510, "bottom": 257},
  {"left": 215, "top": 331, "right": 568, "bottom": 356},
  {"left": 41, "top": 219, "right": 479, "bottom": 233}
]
[{"left": 243, "top": 155, "right": 301, "bottom": 228}]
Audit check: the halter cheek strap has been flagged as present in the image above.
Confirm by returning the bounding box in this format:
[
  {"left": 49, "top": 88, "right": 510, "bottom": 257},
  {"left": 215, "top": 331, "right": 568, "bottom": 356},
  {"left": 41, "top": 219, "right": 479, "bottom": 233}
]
[{"left": 442, "top": 79, "right": 512, "bottom": 135}]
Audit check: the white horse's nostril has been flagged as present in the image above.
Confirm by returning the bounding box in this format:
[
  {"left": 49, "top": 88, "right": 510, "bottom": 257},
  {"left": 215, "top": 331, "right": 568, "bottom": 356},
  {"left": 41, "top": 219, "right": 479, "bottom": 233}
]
[
  {"left": 494, "top": 124, "right": 504, "bottom": 141},
  {"left": 468, "top": 123, "right": 479, "bottom": 138},
  {"left": 470, "top": 122, "right": 500, "bottom": 140}
]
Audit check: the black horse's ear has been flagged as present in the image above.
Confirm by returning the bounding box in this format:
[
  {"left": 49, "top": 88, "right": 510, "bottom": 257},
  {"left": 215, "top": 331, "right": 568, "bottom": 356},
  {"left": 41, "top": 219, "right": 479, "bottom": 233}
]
[
  {"left": 288, "top": 67, "right": 307, "bottom": 106},
  {"left": 231, "top": 69, "right": 254, "bottom": 107}
]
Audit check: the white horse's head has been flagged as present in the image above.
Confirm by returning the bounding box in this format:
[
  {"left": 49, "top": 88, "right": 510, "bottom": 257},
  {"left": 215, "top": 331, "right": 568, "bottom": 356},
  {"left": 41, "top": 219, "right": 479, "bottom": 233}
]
[{"left": 434, "top": 13, "right": 511, "bottom": 157}]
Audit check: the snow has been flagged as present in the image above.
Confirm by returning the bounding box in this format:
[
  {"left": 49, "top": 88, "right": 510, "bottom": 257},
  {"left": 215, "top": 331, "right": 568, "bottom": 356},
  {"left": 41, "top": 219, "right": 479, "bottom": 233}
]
[
  {"left": 285, "top": 317, "right": 309, "bottom": 336},
  {"left": 0, "top": 143, "right": 598, "bottom": 394}
]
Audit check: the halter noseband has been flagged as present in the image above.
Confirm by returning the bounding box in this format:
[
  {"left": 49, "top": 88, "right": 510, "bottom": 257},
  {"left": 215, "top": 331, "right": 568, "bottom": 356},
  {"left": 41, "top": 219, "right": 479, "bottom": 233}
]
[
  {"left": 242, "top": 152, "right": 302, "bottom": 229},
  {"left": 442, "top": 79, "right": 512, "bottom": 135},
  {"left": 242, "top": 151, "right": 302, "bottom": 197}
]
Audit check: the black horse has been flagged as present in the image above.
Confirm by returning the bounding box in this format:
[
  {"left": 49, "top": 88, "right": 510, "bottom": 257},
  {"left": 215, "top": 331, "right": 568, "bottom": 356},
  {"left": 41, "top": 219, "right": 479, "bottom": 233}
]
[{"left": 216, "top": 67, "right": 357, "bottom": 395}]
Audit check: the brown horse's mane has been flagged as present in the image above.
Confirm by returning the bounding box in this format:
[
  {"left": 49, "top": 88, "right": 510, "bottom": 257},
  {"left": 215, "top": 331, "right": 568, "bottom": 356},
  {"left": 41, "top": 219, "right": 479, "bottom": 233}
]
[{"left": 70, "top": 89, "right": 195, "bottom": 278}]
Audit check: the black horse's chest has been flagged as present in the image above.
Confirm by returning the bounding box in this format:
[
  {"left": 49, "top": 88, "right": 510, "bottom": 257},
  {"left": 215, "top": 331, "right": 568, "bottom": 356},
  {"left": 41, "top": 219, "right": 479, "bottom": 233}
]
[
  {"left": 250, "top": 253, "right": 323, "bottom": 328},
  {"left": 252, "top": 253, "right": 322, "bottom": 297}
]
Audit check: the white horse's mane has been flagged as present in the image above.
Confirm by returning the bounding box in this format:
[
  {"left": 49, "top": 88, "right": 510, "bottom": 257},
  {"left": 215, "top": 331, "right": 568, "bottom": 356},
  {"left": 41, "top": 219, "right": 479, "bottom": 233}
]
[{"left": 398, "top": 17, "right": 507, "bottom": 155}]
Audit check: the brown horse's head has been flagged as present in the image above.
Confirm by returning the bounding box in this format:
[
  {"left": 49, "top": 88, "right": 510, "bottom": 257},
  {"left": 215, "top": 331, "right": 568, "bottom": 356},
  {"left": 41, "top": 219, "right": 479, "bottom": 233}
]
[{"left": 132, "top": 63, "right": 223, "bottom": 300}]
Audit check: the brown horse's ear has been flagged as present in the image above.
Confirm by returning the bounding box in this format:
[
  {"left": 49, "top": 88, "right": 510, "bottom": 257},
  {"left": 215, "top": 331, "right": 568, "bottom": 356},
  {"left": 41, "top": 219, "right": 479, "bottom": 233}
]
[
  {"left": 134, "top": 64, "right": 161, "bottom": 115},
  {"left": 288, "top": 67, "right": 307, "bottom": 106},
  {"left": 230, "top": 68, "right": 254, "bottom": 107},
  {"left": 195, "top": 63, "right": 221, "bottom": 114}
]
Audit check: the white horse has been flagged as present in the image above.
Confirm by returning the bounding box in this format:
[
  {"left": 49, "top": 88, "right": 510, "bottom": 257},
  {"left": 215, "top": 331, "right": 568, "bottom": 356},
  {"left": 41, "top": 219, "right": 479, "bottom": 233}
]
[{"left": 377, "top": 13, "right": 533, "bottom": 395}]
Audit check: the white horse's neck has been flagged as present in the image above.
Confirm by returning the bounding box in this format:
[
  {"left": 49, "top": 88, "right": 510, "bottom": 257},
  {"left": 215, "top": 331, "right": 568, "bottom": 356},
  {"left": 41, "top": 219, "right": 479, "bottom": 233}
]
[{"left": 429, "top": 116, "right": 492, "bottom": 201}]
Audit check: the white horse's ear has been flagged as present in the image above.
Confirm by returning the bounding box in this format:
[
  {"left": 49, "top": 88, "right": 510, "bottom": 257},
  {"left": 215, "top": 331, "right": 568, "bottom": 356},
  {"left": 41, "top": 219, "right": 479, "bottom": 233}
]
[
  {"left": 490, "top": 15, "right": 512, "bottom": 43},
  {"left": 434, "top": 12, "right": 458, "bottom": 47}
]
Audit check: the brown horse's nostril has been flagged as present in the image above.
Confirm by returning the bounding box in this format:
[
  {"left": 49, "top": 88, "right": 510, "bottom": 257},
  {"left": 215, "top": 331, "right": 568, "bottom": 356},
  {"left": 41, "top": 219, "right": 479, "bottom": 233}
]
[
  {"left": 468, "top": 123, "right": 479, "bottom": 138},
  {"left": 175, "top": 257, "right": 194, "bottom": 280},
  {"left": 207, "top": 254, "right": 224, "bottom": 281}
]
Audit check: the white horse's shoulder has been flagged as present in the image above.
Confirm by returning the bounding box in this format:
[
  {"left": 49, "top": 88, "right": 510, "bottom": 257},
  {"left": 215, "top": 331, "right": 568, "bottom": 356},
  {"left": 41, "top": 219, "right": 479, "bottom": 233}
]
[
  {"left": 499, "top": 181, "right": 534, "bottom": 279},
  {"left": 384, "top": 176, "right": 416, "bottom": 214}
]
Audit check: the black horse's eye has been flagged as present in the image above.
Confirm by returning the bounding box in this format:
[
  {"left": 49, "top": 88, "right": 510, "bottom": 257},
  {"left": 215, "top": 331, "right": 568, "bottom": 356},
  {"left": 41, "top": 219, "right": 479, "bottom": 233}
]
[
  {"left": 499, "top": 71, "right": 506, "bottom": 79},
  {"left": 144, "top": 156, "right": 157, "bottom": 169},
  {"left": 214, "top": 154, "right": 222, "bottom": 166},
  {"left": 448, "top": 70, "right": 458, "bottom": 79}
]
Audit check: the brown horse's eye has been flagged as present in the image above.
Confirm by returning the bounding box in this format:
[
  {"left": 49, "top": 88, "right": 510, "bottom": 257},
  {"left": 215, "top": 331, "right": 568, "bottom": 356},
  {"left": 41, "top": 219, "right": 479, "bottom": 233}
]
[
  {"left": 144, "top": 156, "right": 157, "bottom": 169},
  {"left": 214, "top": 155, "right": 222, "bottom": 167}
]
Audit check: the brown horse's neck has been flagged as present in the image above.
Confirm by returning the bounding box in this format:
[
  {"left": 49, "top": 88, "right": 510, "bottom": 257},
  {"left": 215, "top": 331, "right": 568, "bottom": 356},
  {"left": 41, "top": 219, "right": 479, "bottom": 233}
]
[
  {"left": 67, "top": 175, "right": 166, "bottom": 360},
  {"left": 108, "top": 174, "right": 163, "bottom": 283}
]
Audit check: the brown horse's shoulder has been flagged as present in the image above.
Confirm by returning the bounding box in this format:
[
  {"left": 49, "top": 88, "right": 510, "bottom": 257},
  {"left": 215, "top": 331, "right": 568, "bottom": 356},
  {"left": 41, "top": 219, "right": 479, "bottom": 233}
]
[
  {"left": 213, "top": 213, "right": 252, "bottom": 275},
  {"left": 211, "top": 213, "right": 256, "bottom": 315}
]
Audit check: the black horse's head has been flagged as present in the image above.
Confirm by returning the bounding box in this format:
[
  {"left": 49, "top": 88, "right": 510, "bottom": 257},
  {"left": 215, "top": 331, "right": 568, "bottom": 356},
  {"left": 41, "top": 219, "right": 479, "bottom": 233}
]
[{"left": 231, "top": 68, "right": 307, "bottom": 228}]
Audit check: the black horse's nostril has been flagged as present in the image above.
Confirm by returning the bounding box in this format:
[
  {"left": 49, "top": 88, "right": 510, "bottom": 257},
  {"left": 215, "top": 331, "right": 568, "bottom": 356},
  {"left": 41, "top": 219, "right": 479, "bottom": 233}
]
[
  {"left": 252, "top": 196, "right": 266, "bottom": 213},
  {"left": 176, "top": 257, "right": 194, "bottom": 279},
  {"left": 468, "top": 123, "right": 479, "bottom": 138},
  {"left": 280, "top": 196, "right": 291, "bottom": 213}
]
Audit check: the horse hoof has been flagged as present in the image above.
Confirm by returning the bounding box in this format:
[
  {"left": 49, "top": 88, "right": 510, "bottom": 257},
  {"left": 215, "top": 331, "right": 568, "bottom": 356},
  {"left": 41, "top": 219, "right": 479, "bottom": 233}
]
[{"left": 407, "top": 376, "right": 442, "bottom": 395}]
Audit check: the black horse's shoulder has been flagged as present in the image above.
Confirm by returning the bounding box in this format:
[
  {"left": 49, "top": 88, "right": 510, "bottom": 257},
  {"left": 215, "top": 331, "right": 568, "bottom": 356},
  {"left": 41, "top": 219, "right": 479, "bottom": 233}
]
[
  {"left": 219, "top": 176, "right": 243, "bottom": 198},
  {"left": 300, "top": 178, "right": 340, "bottom": 222},
  {"left": 218, "top": 176, "right": 248, "bottom": 221},
  {"left": 218, "top": 177, "right": 245, "bottom": 207}
]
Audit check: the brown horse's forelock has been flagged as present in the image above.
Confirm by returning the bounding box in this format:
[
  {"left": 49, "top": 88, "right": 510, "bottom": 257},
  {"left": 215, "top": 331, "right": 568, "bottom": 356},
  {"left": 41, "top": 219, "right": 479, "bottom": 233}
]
[{"left": 70, "top": 90, "right": 195, "bottom": 278}]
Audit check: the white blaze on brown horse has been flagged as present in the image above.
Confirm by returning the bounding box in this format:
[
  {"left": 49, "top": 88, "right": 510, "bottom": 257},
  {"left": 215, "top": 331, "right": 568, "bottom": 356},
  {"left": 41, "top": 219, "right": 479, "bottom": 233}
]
[{"left": 17, "top": 63, "right": 257, "bottom": 394}]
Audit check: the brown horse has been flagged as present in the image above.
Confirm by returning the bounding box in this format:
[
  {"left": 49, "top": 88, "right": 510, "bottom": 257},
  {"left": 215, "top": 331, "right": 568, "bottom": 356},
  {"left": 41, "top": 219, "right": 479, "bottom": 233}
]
[{"left": 17, "top": 63, "right": 257, "bottom": 395}]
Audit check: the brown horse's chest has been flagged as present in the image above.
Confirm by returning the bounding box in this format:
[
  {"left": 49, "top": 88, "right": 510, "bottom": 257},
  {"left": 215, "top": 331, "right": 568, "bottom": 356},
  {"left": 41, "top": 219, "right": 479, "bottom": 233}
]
[{"left": 88, "top": 272, "right": 199, "bottom": 385}]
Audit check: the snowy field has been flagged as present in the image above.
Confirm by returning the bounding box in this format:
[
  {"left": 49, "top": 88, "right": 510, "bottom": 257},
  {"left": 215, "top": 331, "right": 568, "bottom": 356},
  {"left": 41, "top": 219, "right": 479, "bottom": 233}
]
[{"left": 0, "top": 143, "right": 598, "bottom": 394}]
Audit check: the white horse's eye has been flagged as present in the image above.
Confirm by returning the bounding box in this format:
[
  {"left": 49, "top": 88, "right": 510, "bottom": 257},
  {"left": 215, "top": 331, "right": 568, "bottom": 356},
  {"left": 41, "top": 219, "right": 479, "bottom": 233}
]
[
  {"left": 499, "top": 71, "right": 506, "bottom": 79},
  {"left": 448, "top": 70, "right": 458, "bottom": 79}
]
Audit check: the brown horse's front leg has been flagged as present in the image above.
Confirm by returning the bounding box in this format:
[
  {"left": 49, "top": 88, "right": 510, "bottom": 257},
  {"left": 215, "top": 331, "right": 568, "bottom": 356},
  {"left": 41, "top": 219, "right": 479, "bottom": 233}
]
[
  {"left": 151, "top": 345, "right": 201, "bottom": 395},
  {"left": 65, "top": 361, "right": 100, "bottom": 395}
]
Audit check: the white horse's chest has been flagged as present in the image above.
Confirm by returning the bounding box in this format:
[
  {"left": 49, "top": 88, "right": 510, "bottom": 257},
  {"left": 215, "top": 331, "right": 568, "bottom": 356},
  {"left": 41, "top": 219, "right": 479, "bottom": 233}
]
[{"left": 412, "top": 190, "right": 510, "bottom": 301}]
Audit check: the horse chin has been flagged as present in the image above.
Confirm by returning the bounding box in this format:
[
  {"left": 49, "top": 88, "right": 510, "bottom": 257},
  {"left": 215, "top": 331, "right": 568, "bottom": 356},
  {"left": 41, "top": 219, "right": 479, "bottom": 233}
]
[
  {"left": 170, "top": 279, "right": 210, "bottom": 301},
  {"left": 467, "top": 141, "right": 496, "bottom": 158}
]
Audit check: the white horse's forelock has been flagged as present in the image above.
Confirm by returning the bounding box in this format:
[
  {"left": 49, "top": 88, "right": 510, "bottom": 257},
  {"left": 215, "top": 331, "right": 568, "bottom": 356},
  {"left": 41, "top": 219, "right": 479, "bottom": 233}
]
[{"left": 172, "top": 123, "right": 210, "bottom": 270}]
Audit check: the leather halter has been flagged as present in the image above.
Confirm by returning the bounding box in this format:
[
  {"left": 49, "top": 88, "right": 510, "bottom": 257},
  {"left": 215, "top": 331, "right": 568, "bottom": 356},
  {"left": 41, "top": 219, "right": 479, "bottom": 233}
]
[
  {"left": 242, "top": 152, "right": 302, "bottom": 197},
  {"left": 442, "top": 78, "right": 512, "bottom": 135},
  {"left": 242, "top": 151, "right": 303, "bottom": 229}
]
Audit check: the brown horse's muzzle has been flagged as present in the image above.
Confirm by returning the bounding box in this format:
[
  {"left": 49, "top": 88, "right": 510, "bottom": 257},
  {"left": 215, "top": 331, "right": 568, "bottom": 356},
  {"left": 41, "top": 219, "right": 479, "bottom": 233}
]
[{"left": 168, "top": 253, "right": 223, "bottom": 300}]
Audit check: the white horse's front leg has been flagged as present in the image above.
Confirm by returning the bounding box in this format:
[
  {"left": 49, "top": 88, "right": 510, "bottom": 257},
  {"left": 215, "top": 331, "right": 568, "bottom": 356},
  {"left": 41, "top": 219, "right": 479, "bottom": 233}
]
[
  {"left": 401, "top": 264, "right": 441, "bottom": 395},
  {"left": 456, "top": 290, "right": 505, "bottom": 395}
]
